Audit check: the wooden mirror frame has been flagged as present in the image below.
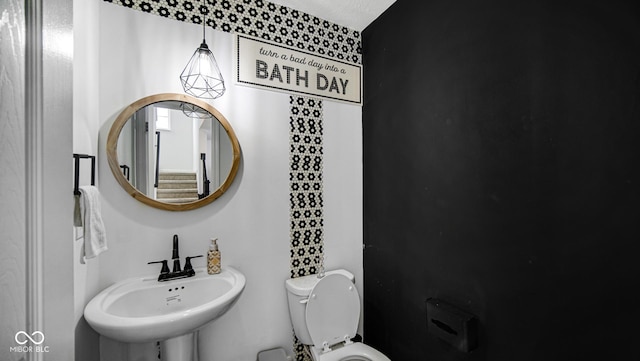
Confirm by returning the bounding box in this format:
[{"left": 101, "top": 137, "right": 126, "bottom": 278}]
[{"left": 106, "top": 93, "right": 241, "bottom": 211}]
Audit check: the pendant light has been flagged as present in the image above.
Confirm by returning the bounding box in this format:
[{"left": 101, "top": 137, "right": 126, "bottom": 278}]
[
  {"left": 180, "top": 1, "right": 225, "bottom": 99},
  {"left": 180, "top": 102, "right": 212, "bottom": 119}
]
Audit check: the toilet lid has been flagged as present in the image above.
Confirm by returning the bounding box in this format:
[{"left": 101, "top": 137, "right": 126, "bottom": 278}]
[{"left": 305, "top": 273, "right": 360, "bottom": 348}]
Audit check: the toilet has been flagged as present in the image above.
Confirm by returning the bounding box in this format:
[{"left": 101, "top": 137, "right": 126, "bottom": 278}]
[{"left": 285, "top": 269, "right": 391, "bottom": 361}]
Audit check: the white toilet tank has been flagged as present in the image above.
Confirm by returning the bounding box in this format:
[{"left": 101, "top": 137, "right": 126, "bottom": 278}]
[{"left": 285, "top": 269, "right": 355, "bottom": 346}]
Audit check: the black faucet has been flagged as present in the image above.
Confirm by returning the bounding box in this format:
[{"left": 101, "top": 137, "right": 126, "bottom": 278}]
[
  {"left": 172, "top": 234, "right": 181, "bottom": 273},
  {"left": 148, "top": 234, "right": 204, "bottom": 282}
]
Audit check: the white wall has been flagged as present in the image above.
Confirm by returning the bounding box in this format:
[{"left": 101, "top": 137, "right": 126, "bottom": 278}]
[
  {"left": 156, "top": 108, "right": 196, "bottom": 172},
  {"left": 73, "top": 2, "right": 363, "bottom": 360},
  {"left": 74, "top": 0, "right": 102, "bottom": 360}
]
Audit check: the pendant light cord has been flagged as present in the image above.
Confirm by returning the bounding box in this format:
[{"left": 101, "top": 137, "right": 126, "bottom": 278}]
[{"left": 202, "top": 0, "right": 206, "bottom": 43}]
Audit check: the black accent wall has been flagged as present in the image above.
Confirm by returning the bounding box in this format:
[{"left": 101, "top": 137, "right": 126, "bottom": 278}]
[{"left": 362, "top": 0, "right": 640, "bottom": 360}]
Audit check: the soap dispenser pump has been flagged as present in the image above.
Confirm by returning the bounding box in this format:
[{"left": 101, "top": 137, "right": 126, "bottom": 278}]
[{"left": 207, "top": 238, "right": 221, "bottom": 275}]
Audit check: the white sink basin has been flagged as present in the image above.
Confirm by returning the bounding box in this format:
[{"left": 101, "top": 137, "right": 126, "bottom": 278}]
[{"left": 84, "top": 267, "right": 245, "bottom": 343}]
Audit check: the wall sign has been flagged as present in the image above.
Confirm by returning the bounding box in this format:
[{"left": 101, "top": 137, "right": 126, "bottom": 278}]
[{"left": 235, "top": 34, "right": 362, "bottom": 105}]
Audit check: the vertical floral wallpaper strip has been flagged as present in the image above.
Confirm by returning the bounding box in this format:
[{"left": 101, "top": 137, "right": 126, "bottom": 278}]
[{"left": 288, "top": 95, "right": 324, "bottom": 279}]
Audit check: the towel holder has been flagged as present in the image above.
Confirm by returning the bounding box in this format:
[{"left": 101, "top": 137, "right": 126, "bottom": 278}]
[{"left": 73, "top": 153, "right": 96, "bottom": 195}]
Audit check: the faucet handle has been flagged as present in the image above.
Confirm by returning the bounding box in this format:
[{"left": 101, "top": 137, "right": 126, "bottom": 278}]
[
  {"left": 184, "top": 255, "right": 204, "bottom": 273},
  {"left": 148, "top": 260, "right": 170, "bottom": 274}
]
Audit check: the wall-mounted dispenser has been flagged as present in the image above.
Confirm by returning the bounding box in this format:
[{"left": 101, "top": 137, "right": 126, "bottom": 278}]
[{"left": 426, "top": 298, "right": 478, "bottom": 352}]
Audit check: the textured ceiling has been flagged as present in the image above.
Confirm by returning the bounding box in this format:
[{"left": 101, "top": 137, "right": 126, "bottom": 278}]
[{"left": 266, "top": 0, "right": 396, "bottom": 31}]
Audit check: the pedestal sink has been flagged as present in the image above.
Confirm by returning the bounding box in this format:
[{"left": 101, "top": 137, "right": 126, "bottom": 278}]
[{"left": 84, "top": 267, "right": 245, "bottom": 360}]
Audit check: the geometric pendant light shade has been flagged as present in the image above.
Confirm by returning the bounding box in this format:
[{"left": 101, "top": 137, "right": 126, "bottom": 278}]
[
  {"left": 179, "top": 40, "right": 226, "bottom": 99},
  {"left": 179, "top": 3, "right": 225, "bottom": 99},
  {"left": 180, "top": 101, "right": 213, "bottom": 119}
]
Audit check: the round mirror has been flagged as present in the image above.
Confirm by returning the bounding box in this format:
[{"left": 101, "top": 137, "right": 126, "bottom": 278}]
[{"left": 106, "top": 93, "right": 240, "bottom": 211}]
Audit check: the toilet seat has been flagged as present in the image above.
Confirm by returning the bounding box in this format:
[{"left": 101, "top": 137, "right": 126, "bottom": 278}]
[
  {"left": 311, "top": 342, "right": 391, "bottom": 361},
  {"left": 306, "top": 273, "right": 360, "bottom": 351}
]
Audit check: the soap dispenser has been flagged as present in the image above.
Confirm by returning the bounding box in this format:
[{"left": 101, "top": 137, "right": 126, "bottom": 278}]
[{"left": 207, "top": 238, "right": 221, "bottom": 274}]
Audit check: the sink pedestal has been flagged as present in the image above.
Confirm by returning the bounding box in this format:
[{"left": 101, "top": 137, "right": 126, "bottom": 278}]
[{"left": 161, "top": 333, "right": 196, "bottom": 361}]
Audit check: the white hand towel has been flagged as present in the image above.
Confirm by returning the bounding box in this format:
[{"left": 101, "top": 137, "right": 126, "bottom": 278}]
[{"left": 78, "top": 185, "right": 108, "bottom": 262}]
